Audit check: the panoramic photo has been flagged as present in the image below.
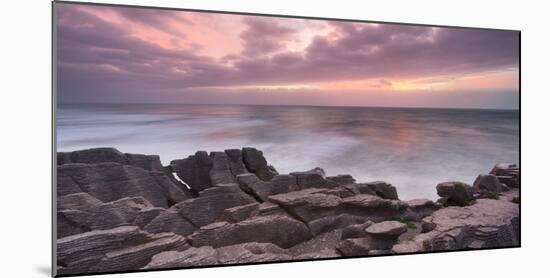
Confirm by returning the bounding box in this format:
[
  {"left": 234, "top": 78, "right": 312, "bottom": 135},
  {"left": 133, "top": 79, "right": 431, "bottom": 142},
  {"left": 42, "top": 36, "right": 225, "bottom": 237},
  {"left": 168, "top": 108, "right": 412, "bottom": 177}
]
[{"left": 55, "top": 2, "right": 520, "bottom": 276}]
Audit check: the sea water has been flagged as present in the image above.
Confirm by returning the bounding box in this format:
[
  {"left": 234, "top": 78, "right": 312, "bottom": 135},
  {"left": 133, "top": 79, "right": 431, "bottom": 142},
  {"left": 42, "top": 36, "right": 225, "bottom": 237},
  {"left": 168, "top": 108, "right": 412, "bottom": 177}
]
[{"left": 57, "top": 104, "right": 519, "bottom": 199}]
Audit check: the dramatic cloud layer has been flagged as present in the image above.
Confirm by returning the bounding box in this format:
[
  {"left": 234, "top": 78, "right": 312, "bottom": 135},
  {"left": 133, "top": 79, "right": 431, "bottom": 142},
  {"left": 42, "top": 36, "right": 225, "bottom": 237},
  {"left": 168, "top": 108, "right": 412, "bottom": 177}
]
[{"left": 55, "top": 3, "right": 519, "bottom": 108}]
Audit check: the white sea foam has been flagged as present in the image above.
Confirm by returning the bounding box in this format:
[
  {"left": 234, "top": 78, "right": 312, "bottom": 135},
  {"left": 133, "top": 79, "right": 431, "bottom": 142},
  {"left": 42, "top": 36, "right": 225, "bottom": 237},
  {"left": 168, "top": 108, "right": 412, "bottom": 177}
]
[{"left": 57, "top": 104, "right": 519, "bottom": 200}]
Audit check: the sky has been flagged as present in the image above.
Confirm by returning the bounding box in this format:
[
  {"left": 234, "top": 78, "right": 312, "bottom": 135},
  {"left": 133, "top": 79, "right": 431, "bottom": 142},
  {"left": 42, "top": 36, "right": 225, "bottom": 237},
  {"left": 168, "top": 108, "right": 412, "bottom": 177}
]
[{"left": 55, "top": 3, "right": 520, "bottom": 109}]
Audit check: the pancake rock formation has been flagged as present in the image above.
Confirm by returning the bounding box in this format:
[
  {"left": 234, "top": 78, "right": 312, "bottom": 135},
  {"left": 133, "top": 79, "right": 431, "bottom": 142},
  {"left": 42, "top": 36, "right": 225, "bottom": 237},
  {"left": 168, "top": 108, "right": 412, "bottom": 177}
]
[{"left": 56, "top": 147, "right": 520, "bottom": 276}]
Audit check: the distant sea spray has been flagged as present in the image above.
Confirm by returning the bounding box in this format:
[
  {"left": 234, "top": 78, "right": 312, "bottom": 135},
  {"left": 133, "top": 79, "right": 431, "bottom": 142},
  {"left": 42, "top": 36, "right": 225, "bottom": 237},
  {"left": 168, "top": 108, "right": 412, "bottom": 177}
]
[{"left": 57, "top": 104, "right": 519, "bottom": 199}]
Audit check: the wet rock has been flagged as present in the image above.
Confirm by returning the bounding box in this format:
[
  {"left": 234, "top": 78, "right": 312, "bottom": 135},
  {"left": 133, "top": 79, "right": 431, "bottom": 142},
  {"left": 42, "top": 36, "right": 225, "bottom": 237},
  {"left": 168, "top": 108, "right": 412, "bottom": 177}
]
[
  {"left": 290, "top": 168, "right": 339, "bottom": 189},
  {"left": 57, "top": 162, "right": 187, "bottom": 208},
  {"left": 143, "top": 247, "right": 218, "bottom": 269},
  {"left": 436, "top": 181, "right": 473, "bottom": 207},
  {"left": 170, "top": 151, "right": 213, "bottom": 193},
  {"left": 175, "top": 184, "right": 256, "bottom": 227},
  {"left": 242, "top": 147, "right": 278, "bottom": 181},
  {"left": 473, "top": 174, "right": 502, "bottom": 193},
  {"left": 189, "top": 214, "right": 311, "bottom": 248}
]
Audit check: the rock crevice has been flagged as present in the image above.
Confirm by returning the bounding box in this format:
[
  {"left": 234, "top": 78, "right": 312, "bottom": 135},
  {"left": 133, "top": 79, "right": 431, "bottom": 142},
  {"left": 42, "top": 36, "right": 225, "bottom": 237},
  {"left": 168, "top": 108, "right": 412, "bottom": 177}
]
[{"left": 56, "top": 147, "right": 520, "bottom": 276}]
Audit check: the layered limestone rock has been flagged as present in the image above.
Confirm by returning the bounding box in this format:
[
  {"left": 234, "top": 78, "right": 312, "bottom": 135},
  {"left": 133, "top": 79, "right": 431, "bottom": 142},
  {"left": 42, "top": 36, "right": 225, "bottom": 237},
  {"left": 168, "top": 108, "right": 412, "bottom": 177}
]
[
  {"left": 57, "top": 226, "right": 189, "bottom": 275},
  {"left": 56, "top": 148, "right": 520, "bottom": 276},
  {"left": 393, "top": 190, "right": 519, "bottom": 253}
]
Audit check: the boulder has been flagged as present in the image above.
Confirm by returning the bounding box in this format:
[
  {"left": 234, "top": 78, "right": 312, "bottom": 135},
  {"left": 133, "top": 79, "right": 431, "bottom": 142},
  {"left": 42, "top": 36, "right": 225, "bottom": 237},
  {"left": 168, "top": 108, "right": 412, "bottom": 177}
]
[
  {"left": 189, "top": 214, "right": 311, "bottom": 248},
  {"left": 87, "top": 197, "right": 152, "bottom": 230},
  {"left": 237, "top": 173, "right": 299, "bottom": 202},
  {"left": 490, "top": 163, "right": 520, "bottom": 188},
  {"left": 57, "top": 226, "right": 185, "bottom": 275},
  {"left": 219, "top": 203, "right": 260, "bottom": 223},
  {"left": 336, "top": 238, "right": 372, "bottom": 256},
  {"left": 57, "top": 148, "right": 163, "bottom": 171},
  {"left": 242, "top": 147, "right": 278, "bottom": 181},
  {"left": 290, "top": 168, "right": 339, "bottom": 189},
  {"left": 258, "top": 202, "right": 284, "bottom": 216},
  {"left": 365, "top": 181, "right": 399, "bottom": 200},
  {"left": 57, "top": 193, "right": 103, "bottom": 212},
  {"left": 209, "top": 151, "right": 236, "bottom": 185},
  {"left": 143, "top": 208, "right": 197, "bottom": 236},
  {"left": 339, "top": 221, "right": 409, "bottom": 254},
  {"left": 57, "top": 210, "right": 93, "bottom": 238},
  {"left": 268, "top": 188, "right": 343, "bottom": 222},
  {"left": 404, "top": 198, "right": 442, "bottom": 221},
  {"left": 326, "top": 174, "right": 356, "bottom": 185},
  {"left": 133, "top": 207, "right": 165, "bottom": 228},
  {"left": 341, "top": 194, "right": 407, "bottom": 220},
  {"left": 57, "top": 162, "right": 188, "bottom": 208},
  {"left": 143, "top": 247, "right": 218, "bottom": 269},
  {"left": 436, "top": 181, "right": 473, "bottom": 207},
  {"left": 490, "top": 163, "right": 519, "bottom": 176},
  {"left": 58, "top": 197, "right": 153, "bottom": 237},
  {"left": 393, "top": 190, "right": 519, "bottom": 253},
  {"left": 365, "top": 221, "right": 408, "bottom": 236},
  {"left": 170, "top": 151, "right": 213, "bottom": 193},
  {"left": 473, "top": 174, "right": 502, "bottom": 193},
  {"left": 224, "top": 149, "right": 248, "bottom": 176},
  {"left": 308, "top": 214, "right": 367, "bottom": 236},
  {"left": 89, "top": 233, "right": 189, "bottom": 273},
  {"left": 174, "top": 184, "right": 257, "bottom": 227},
  {"left": 349, "top": 183, "right": 377, "bottom": 195},
  {"left": 341, "top": 220, "right": 374, "bottom": 240}
]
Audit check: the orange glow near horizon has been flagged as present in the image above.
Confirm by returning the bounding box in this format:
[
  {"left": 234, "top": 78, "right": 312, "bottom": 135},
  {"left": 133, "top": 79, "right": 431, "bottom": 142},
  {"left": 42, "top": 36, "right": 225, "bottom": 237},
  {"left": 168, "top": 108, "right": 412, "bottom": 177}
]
[{"left": 56, "top": 3, "right": 519, "bottom": 108}]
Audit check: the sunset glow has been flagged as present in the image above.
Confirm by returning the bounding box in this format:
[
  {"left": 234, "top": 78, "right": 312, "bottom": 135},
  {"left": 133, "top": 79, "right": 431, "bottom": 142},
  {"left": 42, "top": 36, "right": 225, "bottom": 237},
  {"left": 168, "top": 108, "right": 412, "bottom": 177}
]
[{"left": 56, "top": 3, "right": 519, "bottom": 108}]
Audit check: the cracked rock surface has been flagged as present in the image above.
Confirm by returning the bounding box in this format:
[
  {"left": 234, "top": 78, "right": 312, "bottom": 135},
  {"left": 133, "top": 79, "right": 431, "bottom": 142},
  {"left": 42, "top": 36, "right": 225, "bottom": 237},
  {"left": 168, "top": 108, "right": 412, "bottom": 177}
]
[{"left": 56, "top": 147, "right": 520, "bottom": 275}]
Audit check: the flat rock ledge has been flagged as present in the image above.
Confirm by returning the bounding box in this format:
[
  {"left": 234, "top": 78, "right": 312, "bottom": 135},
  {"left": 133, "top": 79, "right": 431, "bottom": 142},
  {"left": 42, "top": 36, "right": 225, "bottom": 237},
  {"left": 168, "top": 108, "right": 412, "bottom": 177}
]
[{"left": 56, "top": 147, "right": 520, "bottom": 276}]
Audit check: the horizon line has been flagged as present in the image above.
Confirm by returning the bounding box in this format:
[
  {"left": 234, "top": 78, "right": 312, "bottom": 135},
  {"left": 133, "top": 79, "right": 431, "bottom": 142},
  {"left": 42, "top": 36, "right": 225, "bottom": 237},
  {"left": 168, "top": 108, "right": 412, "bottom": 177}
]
[{"left": 57, "top": 102, "right": 519, "bottom": 111}]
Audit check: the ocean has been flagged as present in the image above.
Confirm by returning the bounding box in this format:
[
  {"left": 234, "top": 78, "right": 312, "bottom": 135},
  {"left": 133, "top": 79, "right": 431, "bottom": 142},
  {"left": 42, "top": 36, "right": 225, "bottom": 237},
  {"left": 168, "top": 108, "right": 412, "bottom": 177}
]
[{"left": 56, "top": 104, "right": 519, "bottom": 200}]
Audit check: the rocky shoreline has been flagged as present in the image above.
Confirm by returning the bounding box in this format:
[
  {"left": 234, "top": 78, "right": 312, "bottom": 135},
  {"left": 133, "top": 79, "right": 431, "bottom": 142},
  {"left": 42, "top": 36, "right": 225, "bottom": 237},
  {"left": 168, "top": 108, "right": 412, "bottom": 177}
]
[{"left": 56, "top": 147, "right": 520, "bottom": 275}]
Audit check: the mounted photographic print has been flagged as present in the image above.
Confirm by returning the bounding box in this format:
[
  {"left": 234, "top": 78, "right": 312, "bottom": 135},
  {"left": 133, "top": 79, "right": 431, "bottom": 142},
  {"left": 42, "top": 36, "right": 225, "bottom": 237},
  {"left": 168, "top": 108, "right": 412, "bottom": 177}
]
[{"left": 53, "top": 1, "right": 520, "bottom": 276}]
